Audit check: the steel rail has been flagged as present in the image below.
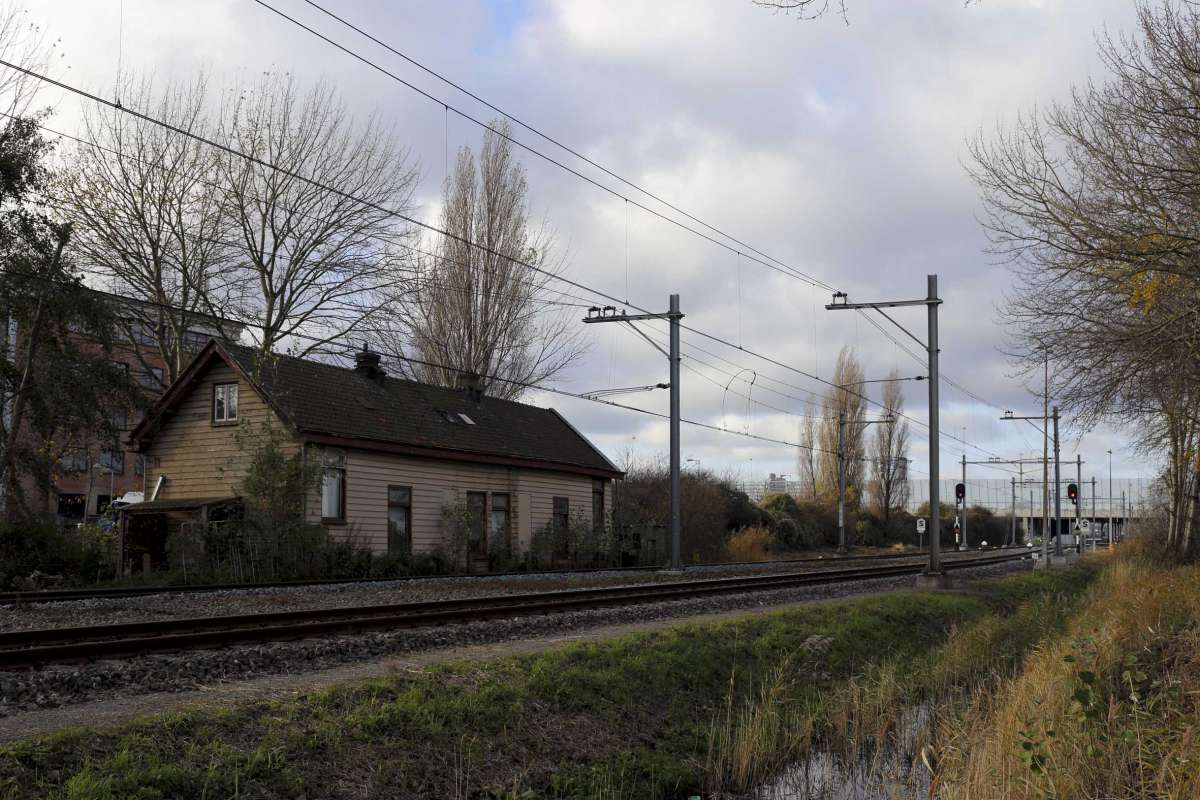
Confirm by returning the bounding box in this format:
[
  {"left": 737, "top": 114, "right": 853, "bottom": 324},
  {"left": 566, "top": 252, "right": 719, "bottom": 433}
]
[
  {"left": 0, "top": 552, "right": 1028, "bottom": 669},
  {"left": 0, "top": 547, "right": 1018, "bottom": 604}
]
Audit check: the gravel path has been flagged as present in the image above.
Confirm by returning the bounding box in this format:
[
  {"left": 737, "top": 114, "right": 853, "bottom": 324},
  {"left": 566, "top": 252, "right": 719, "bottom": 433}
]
[{"left": 0, "top": 559, "right": 1029, "bottom": 721}]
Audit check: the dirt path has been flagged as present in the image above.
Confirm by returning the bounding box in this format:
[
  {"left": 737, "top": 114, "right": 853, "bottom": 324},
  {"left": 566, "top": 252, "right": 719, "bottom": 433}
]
[{"left": 0, "top": 589, "right": 895, "bottom": 744}]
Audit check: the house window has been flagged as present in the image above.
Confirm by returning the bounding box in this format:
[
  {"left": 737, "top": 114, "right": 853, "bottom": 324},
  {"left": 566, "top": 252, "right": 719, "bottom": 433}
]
[
  {"left": 552, "top": 496, "right": 569, "bottom": 558},
  {"left": 466, "top": 492, "right": 487, "bottom": 557},
  {"left": 592, "top": 480, "right": 606, "bottom": 532},
  {"left": 136, "top": 366, "right": 164, "bottom": 390},
  {"left": 182, "top": 331, "right": 210, "bottom": 351},
  {"left": 321, "top": 449, "right": 346, "bottom": 522},
  {"left": 96, "top": 494, "right": 112, "bottom": 515},
  {"left": 109, "top": 407, "right": 128, "bottom": 431},
  {"left": 57, "top": 493, "right": 86, "bottom": 520},
  {"left": 134, "top": 454, "right": 147, "bottom": 476},
  {"left": 388, "top": 486, "right": 412, "bottom": 555},
  {"left": 59, "top": 449, "right": 88, "bottom": 474},
  {"left": 490, "top": 493, "right": 510, "bottom": 544},
  {"left": 98, "top": 449, "right": 124, "bottom": 475},
  {"left": 213, "top": 383, "right": 239, "bottom": 423}
]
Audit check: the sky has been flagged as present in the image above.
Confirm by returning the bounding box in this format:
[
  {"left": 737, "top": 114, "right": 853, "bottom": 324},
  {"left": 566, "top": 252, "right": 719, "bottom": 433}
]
[{"left": 18, "top": 0, "right": 1150, "bottom": 485}]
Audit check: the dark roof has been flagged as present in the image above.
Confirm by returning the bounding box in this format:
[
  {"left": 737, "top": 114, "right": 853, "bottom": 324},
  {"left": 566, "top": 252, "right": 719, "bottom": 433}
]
[{"left": 137, "top": 341, "right": 622, "bottom": 479}]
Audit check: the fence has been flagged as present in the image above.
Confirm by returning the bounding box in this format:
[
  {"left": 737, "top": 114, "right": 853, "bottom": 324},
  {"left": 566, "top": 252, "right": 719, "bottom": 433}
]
[{"left": 734, "top": 476, "right": 1160, "bottom": 518}]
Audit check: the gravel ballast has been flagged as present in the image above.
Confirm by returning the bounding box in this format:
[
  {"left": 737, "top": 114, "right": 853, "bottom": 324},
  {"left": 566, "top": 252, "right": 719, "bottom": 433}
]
[
  {"left": 0, "top": 559, "right": 1030, "bottom": 717},
  {"left": 0, "top": 551, "right": 999, "bottom": 634}
]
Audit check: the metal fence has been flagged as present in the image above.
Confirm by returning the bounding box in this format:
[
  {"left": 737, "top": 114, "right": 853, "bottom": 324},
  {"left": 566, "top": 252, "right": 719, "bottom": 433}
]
[{"left": 733, "top": 476, "right": 1160, "bottom": 518}]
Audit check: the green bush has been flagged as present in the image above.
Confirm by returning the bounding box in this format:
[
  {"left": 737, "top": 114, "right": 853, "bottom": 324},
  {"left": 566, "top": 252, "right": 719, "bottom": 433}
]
[{"left": 0, "top": 521, "right": 118, "bottom": 589}]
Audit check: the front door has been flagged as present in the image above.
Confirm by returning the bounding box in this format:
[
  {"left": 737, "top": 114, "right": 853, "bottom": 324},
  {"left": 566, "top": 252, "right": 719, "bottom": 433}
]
[{"left": 466, "top": 492, "right": 487, "bottom": 558}]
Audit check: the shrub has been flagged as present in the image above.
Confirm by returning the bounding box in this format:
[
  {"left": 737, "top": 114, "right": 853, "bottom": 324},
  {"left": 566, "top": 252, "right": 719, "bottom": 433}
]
[
  {"left": 0, "top": 522, "right": 72, "bottom": 588},
  {"left": 768, "top": 514, "right": 800, "bottom": 549},
  {"left": 0, "top": 521, "right": 118, "bottom": 589},
  {"left": 725, "top": 526, "right": 772, "bottom": 561},
  {"left": 759, "top": 492, "right": 801, "bottom": 521}
]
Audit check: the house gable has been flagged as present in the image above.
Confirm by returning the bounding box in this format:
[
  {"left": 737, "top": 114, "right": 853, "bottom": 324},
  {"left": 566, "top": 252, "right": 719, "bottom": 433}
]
[{"left": 138, "top": 354, "right": 294, "bottom": 501}]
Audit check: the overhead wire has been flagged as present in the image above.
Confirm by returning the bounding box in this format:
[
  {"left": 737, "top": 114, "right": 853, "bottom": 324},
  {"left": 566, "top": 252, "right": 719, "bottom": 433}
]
[
  {"left": 276, "top": 0, "right": 1028, "bottom": 454},
  {"left": 7, "top": 60, "right": 1008, "bottom": 465}
]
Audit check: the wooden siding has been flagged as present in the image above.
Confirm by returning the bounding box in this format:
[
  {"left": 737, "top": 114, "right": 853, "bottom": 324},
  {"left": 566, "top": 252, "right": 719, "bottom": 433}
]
[
  {"left": 311, "top": 446, "right": 613, "bottom": 554},
  {"left": 143, "top": 363, "right": 291, "bottom": 500}
]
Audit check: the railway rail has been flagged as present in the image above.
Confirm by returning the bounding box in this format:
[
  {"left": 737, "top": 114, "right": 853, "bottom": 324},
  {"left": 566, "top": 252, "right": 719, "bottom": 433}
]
[
  {"left": 0, "top": 550, "right": 1029, "bottom": 669},
  {"left": 0, "top": 546, "right": 1017, "bottom": 604}
]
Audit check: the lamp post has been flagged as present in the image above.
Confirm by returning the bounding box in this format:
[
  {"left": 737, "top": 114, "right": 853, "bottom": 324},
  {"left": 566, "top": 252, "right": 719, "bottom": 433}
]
[{"left": 1107, "top": 449, "right": 1113, "bottom": 549}]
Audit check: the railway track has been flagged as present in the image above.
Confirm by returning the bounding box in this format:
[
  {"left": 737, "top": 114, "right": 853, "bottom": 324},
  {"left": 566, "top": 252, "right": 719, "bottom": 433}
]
[
  {"left": 0, "top": 546, "right": 1016, "bottom": 604},
  {"left": 0, "top": 551, "right": 1028, "bottom": 669}
]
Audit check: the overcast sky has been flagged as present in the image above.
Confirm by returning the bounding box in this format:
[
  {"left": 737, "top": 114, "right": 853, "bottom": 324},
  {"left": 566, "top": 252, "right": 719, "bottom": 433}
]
[{"left": 24, "top": 0, "right": 1150, "bottom": 484}]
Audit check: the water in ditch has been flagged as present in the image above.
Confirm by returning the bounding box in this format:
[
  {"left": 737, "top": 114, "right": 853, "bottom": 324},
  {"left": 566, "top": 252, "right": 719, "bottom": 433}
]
[{"left": 755, "top": 705, "right": 934, "bottom": 800}]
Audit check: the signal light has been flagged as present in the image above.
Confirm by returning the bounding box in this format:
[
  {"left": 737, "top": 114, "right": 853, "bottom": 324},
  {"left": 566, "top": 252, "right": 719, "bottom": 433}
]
[
  {"left": 955, "top": 482, "right": 965, "bottom": 502},
  {"left": 1067, "top": 483, "right": 1078, "bottom": 505}
]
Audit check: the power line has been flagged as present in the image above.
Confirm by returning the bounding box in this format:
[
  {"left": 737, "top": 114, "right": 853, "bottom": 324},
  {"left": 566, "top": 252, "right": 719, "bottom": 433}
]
[
  {"left": 290, "top": 0, "right": 829, "bottom": 291},
  {"left": 5, "top": 62, "right": 1008, "bottom": 462},
  {"left": 278, "top": 0, "right": 1023, "bottom": 429}
]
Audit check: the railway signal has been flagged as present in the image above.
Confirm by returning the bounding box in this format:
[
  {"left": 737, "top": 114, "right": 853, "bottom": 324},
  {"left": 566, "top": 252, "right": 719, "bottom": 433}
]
[{"left": 1067, "top": 483, "right": 1078, "bottom": 505}]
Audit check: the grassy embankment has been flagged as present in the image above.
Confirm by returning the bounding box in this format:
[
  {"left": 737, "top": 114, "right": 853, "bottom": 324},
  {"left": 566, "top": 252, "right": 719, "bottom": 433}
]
[
  {"left": 708, "top": 544, "right": 1200, "bottom": 799},
  {"left": 0, "top": 566, "right": 1096, "bottom": 799}
]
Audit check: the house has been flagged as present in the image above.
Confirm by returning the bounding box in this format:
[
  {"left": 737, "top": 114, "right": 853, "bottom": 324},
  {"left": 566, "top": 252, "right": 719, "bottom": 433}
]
[
  {"left": 1, "top": 288, "right": 243, "bottom": 522},
  {"left": 124, "top": 340, "right": 623, "bottom": 570}
]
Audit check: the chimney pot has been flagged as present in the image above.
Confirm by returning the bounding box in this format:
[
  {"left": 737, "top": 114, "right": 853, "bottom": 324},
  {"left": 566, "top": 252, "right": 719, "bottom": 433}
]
[
  {"left": 355, "top": 345, "right": 385, "bottom": 384},
  {"left": 458, "top": 371, "right": 484, "bottom": 403}
]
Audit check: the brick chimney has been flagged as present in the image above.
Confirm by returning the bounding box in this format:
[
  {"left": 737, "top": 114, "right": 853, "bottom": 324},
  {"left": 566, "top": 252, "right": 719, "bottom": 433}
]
[
  {"left": 354, "top": 344, "right": 385, "bottom": 385},
  {"left": 458, "top": 371, "right": 483, "bottom": 403}
]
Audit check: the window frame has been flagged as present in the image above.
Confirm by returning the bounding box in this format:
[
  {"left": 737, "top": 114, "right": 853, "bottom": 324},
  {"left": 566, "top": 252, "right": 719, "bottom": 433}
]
[
  {"left": 98, "top": 448, "right": 125, "bottom": 475},
  {"left": 387, "top": 485, "right": 413, "bottom": 555},
  {"left": 592, "top": 479, "right": 606, "bottom": 533},
  {"left": 212, "top": 382, "right": 239, "bottom": 425},
  {"left": 319, "top": 449, "right": 347, "bottom": 523},
  {"left": 552, "top": 496, "right": 570, "bottom": 558},
  {"left": 466, "top": 491, "right": 487, "bottom": 556},
  {"left": 320, "top": 466, "right": 346, "bottom": 523},
  {"left": 490, "top": 492, "right": 510, "bottom": 544}
]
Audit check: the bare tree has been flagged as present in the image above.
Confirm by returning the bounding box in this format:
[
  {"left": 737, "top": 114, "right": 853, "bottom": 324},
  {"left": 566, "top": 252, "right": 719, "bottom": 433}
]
[
  {"left": 969, "top": 0, "right": 1200, "bottom": 556},
  {"left": 868, "top": 370, "right": 910, "bottom": 525},
  {"left": 753, "top": 0, "right": 849, "bottom": 23},
  {"left": 382, "top": 120, "right": 586, "bottom": 400},
  {"left": 57, "top": 73, "right": 239, "bottom": 385},
  {"left": 815, "top": 347, "right": 866, "bottom": 505},
  {"left": 796, "top": 406, "right": 819, "bottom": 500},
  {"left": 215, "top": 74, "right": 419, "bottom": 359},
  {"left": 0, "top": 1, "right": 58, "bottom": 122}
]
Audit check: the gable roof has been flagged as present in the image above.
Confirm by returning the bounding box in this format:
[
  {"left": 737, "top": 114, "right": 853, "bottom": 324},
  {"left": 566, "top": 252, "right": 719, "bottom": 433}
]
[{"left": 130, "top": 341, "right": 622, "bottom": 479}]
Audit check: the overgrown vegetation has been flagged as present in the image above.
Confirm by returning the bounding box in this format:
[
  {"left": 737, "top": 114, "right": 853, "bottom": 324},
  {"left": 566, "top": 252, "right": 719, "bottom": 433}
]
[
  {"left": 0, "top": 521, "right": 116, "bottom": 589},
  {"left": 0, "top": 565, "right": 1095, "bottom": 798}
]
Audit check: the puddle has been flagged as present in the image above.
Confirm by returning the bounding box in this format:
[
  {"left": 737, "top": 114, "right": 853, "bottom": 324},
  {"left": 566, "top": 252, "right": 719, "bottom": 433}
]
[{"left": 756, "top": 706, "right": 934, "bottom": 800}]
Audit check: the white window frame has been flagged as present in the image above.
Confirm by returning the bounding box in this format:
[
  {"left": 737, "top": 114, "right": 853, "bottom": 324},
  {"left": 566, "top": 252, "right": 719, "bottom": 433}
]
[{"left": 213, "top": 382, "right": 239, "bottom": 424}]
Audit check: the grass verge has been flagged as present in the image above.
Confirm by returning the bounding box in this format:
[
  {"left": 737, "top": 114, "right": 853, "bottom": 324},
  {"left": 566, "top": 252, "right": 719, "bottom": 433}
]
[{"left": 0, "top": 565, "right": 1095, "bottom": 799}]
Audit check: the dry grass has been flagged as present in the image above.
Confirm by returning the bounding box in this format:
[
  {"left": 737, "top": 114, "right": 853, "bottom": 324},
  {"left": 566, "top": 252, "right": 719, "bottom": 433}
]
[
  {"left": 725, "top": 526, "right": 773, "bottom": 562},
  {"left": 935, "top": 556, "right": 1200, "bottom": 799}
]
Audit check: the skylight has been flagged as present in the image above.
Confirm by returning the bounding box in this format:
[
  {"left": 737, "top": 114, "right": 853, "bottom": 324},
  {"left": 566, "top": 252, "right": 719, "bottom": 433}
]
[{"left": 458, "top": 413, "right": 476, "bottom": 425}]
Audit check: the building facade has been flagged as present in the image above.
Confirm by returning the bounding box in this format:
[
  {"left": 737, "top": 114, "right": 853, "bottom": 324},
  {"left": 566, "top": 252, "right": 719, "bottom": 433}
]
[
  {"left": 1, "top": 289, "right": 243, "bottom": 523},
  {"left": 127, "top": 341, "right": 622, "bottom": 565}
]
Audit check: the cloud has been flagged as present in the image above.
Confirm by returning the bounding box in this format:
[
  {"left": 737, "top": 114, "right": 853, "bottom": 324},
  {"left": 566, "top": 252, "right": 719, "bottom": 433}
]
[{"left": 28, "top": 0, "right": 1150, "bottom": 480}]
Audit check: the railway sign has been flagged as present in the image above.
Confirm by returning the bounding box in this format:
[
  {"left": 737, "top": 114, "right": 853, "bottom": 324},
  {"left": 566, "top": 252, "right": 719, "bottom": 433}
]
[{"left": 916, "top": 518, "right": 926, "bottom": 534}]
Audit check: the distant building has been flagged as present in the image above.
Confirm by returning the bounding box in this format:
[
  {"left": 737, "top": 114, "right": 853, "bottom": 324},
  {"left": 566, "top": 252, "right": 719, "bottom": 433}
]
[{"left": 1, "top": 289, "right": 244, "bottom": 523}]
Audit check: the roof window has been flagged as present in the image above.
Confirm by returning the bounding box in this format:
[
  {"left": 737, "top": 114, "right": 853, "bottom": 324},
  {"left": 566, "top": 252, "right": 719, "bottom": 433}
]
[{"left": 458, "top": 413, "right": 476, "bottom": 425}]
